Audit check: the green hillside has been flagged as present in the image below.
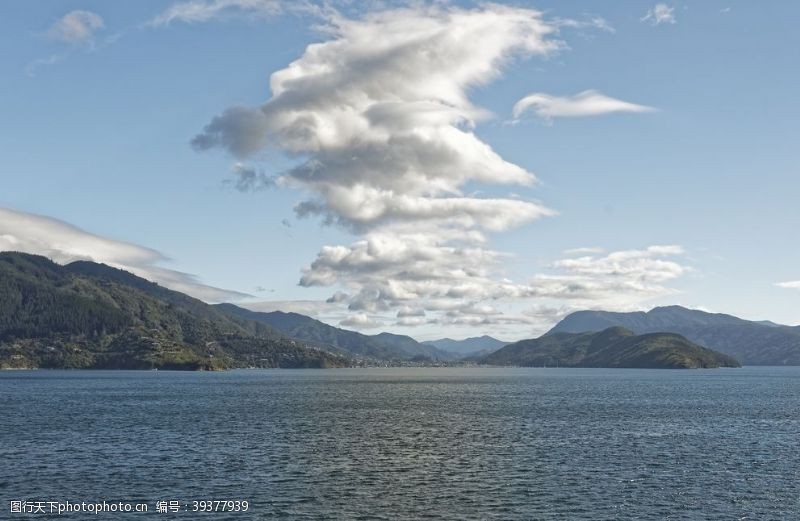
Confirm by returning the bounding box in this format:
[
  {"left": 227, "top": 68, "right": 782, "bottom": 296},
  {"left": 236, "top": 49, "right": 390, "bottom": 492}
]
[{"left": 0, "top": 252, "right": 349, "bottom": 370}]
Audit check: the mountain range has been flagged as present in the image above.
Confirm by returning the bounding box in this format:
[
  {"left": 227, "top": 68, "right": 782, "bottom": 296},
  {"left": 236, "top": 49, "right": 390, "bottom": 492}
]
[
  {"left": 2, "top": 251, "right": 798, "bottom": 369},
  {"left": 481, "top": 327, "right": 740, "bottom": 369},
  {"left": 214, "top": 304, "right": 454, "bottom": 361},
  {"left": 548, "top": 306, "right": 800, "bottom": 365},
  {"left": 422, "top": 335, "right": 508, "bottom": 356}
]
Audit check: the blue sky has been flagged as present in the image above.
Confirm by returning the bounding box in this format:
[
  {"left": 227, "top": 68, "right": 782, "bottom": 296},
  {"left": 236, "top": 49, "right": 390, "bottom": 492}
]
[{"left": 1, "top": 1, "right": 798, "bottom": 339}]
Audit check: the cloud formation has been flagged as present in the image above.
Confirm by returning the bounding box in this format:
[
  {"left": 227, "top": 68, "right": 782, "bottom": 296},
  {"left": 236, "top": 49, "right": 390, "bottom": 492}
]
[
  {"left": 192, "top": 4, "right": 564, "bottom": 235},
  {"left": 0, "top": 207, "right": 249, "bottom": 303},
  {"left": 192, "top": 4, "right": 682, "bottom": 332},
  {"left": 641, "top": 4, "right": 676, "bottom": 26},
  {"left": 150, "top": 0, "right": 281, "bottom": 26},
  {"left": 340, "top": 313, "right": 384, "bottom": 330},
  {"left": 299, "top": 234, "right": 689, "bottom": 326},
  {"left": 513, "top": 90, "right": 655, "bottom": 121},
  {"left": 46, "top": 10, "right": 105, "bottom": 45},
  {"left": 776, "top": 281, "right": 800, "bottom": 290},
  {"left": 225, "top": 162, "right": 276, "bottom": 192}
]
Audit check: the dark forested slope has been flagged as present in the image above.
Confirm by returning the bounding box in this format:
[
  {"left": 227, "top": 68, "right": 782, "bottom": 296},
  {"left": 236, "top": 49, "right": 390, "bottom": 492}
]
[{"left": 0, "top": 252, "right": 349, "bottom": 369}]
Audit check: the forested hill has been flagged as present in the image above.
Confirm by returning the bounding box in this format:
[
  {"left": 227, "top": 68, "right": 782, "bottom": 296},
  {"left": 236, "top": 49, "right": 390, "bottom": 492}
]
[
  {"left": 548, "top": 306, "right": 800, "bottom": 365},
  {"left": 481, "top": 327, "right": 741, "bottom": 369},
  {"left": 0, "top": 252, "right": 349, "bottom": 370}
]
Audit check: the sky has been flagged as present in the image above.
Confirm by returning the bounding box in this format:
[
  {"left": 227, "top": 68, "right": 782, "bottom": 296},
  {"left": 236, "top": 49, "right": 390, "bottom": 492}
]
[{"left": 1, "top": 1, "right": 798, "bottom": 340}]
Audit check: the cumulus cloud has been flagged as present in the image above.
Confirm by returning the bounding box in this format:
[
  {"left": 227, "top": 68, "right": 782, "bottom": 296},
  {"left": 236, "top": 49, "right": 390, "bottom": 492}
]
[
  {"left": 340, "top": 313, "right": 384, "bottom": 330},
  {"left": 193, "top": 3, "right": 562, "bottom": 304},
  {"left": 396, "top": 316, "right": 431, "bottom": 327},
  {"left": 191, "top": 4, "right": 673, "bottom": 331},
  {"left": 150, "top": 0, "right": 282, "bottom": 26},
  {"left": 641, "top": 4, "right": 676, "bottom": 26},
  {"left": 326, "top": 291, "right": 349, "bottom": 303},
  {"left": 776, "top": 281, "right": 800, "bottom": 290},
  {"left": 301, "top": 234, "right": 689, "bottom": 322},
  {"left": 193, "top": 5, "right": 561, "bottom": 231},
  {"left": 0, "top": 207, "right": 249, "bottom": 303},
  {"left": 397, "top": 306, "right": 425, "bottom": 318},
  {"left": 238, "top": 243, "right": 690, "bottom": 336},
  {"left": 46, "top": 10, "right": 105, "bottom": 45},
  {"left": 513, "top": 90, "right": 656, "bottom": 121}
]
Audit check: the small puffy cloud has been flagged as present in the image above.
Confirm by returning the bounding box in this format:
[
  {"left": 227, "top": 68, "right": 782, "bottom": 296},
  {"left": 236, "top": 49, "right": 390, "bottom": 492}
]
[
  {"left": 513, "top": 90, "right": 656, "bottom": 121},
  {"left": 0, "top": 207, "right": 249, "bottom": 303},
  {"left": 326, "top": 291, "right": 349, "bottom": 303},
  {"left": 397, "top": 306, "right": 425, "bottom": 318},
  {"left": 641, "top": 4, "right": 676, "bottom": 26},
  {"left": 46, "top": 10, "right": 104, "bottom": 45},
  {"left": 340, "top": 313, "right": 384, "bottom": 330},
  {"left": 150, "top": 0, "right": 282, "bottom": 27},
  {"left": 396, "top": 316, "right": 430, "bottom": 327},
  {"left": 776, "top": 281, "right": 800, "bottom": 290}
]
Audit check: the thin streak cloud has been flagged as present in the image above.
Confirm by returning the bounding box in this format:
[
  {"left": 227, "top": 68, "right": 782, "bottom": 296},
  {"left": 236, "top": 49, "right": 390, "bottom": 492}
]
[
  {"left": 0, "top": 207, "right": 250, "bottom": 303},
  {"left": 513, "top": 90, "right": 656, "bottom": 121}
]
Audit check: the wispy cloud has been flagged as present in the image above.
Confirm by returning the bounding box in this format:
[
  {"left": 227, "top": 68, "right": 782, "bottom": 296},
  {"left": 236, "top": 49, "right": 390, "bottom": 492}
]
[
  {"left": 641, "top": 4, "right": 676, "bottom": 26},
  {"left": 563, "top": 247, "right": 605, "bottom": 256},
  {"left": 513, "top": 90, "right": 656, "bottom": 121},
  {"left": 150, "top": 0, "right": 282, "bottom": 27},
  {"left": 0, "top": 207, "right": 250, "bottom": 303},
  {"left": 25, "top": 54, "right": 66, "bottom": 77},
  {"left": 224, "top": 162, "right": 276, "bottom": 191},
  {"left": 776, "top": 281, "right": 800, "bottom": 290},
  {"left": 46, "top": 10, "right": 105, "bottom": 45}
]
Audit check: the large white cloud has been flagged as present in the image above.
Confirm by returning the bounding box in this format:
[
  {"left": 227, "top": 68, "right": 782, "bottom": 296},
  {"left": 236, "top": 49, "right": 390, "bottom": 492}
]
[
  {"left": 192, "top": 4, "right": 682, "bottom": 332},
  {"left": 193, "top": 4, "right": 561, "bottom": 231},
  {"left": 0, "top": 207, "right": 249, "bottom": 303}
]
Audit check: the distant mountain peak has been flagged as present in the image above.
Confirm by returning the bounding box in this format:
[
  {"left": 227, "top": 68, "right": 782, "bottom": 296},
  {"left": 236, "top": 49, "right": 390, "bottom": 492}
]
[{"left": 422, "top": 335, "right": 509, "bottom": 356}]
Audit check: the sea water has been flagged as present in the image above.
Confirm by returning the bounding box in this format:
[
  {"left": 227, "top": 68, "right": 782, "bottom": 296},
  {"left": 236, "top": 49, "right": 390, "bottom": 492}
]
[{"left": 1, "top": 367, "right": 798, "bottom": 519}]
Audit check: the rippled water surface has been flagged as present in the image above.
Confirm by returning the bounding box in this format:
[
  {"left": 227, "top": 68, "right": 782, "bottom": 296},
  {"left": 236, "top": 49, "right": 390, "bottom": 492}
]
[{"left": 2, "top": 367, "right": 799, "bottom": 519}]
